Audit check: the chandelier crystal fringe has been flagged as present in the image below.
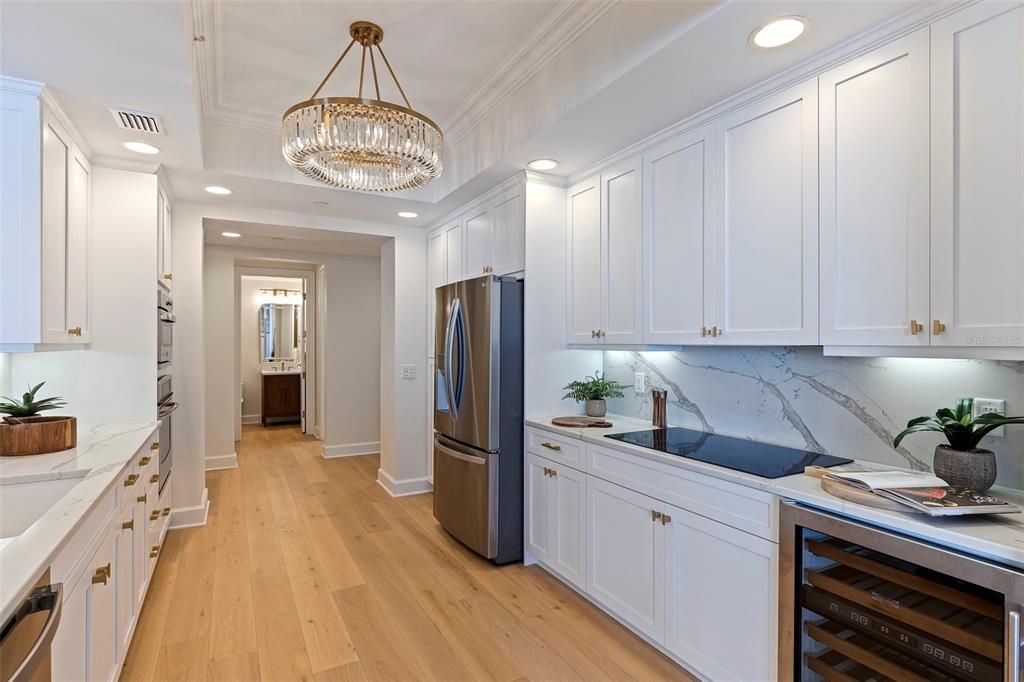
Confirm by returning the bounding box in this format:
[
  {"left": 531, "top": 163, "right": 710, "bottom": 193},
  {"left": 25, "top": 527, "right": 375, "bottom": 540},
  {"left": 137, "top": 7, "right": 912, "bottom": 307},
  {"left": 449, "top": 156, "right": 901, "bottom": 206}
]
[{"left": 282, "top": 21, "right": 443, "bottom": 192}]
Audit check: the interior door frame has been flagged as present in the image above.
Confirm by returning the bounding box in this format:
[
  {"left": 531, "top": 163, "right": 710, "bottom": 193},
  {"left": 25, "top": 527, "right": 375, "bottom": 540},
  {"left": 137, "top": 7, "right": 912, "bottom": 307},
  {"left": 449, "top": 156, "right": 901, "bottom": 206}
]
[{"left": 234, "top": 266, "right": 318, "bottom": 439}]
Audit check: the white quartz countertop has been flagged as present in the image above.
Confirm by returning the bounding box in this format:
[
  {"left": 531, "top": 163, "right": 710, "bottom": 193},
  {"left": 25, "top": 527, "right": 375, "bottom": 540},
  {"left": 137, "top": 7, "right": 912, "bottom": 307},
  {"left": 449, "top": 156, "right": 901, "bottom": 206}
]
[
  {"left": 527, "top": 415, "right": 1024, "bottom": 570},
  {"left": 0, "top": 420, "right": 159, "bottom": 623}
]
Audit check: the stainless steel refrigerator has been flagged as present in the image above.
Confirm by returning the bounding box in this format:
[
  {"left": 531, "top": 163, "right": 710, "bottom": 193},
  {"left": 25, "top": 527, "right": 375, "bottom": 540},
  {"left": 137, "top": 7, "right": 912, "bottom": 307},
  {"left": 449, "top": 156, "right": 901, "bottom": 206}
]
[{"left": 433, "top": 274, "right": 523, "bottom": 564}]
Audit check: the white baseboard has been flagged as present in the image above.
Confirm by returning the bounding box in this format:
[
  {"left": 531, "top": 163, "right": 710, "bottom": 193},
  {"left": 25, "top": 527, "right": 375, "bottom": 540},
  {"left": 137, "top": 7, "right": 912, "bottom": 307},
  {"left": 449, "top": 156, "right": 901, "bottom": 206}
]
[
  {"left": 205, "top": 451, "right": 238, "bottom": 470},
  {"left": 241, "top": 414, "right": 261, "bottom": 425},
  {"left": 376, "top": 468, "right": 433, "bottom": 497},
  {"left": 169, "top": 488, "right": 209, "bottom": 529},
  {"left": 323, "top": 440, "right": 380, "bottom": 458}
]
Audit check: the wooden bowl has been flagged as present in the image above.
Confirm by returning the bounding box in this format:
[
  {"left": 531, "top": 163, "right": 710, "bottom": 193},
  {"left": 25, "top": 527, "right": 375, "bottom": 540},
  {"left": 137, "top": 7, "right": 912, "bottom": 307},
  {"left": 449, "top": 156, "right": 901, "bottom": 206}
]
[{"left": 0, "top": 416, "right": 77, "bottom": 456}]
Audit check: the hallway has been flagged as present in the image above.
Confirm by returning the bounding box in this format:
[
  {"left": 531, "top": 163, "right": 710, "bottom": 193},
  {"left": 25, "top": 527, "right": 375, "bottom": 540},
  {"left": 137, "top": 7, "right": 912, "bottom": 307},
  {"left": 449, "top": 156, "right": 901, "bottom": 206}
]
[{"left": 120, "top": 425, "right": 687, "bottom": 681}]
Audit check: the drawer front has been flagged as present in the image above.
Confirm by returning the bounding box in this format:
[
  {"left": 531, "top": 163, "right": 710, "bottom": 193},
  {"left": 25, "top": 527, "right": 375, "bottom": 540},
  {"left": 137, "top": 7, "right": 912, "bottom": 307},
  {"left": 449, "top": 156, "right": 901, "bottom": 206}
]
[
  {"left": 588, "top": 444, "right": 777, "bottom": 541},
  {"left": 52, "top": 485, "right": 117, "bottom": 583},
  {"left": 526, "top": 428, "right": 586, "bottom": 471}
]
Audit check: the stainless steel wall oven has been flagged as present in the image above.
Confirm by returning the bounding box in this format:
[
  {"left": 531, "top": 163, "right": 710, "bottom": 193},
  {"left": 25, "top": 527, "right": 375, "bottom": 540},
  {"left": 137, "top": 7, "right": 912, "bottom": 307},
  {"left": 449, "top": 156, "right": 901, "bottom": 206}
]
[{"left": 156, "top": 374, "right": 176, "bottom": 493}]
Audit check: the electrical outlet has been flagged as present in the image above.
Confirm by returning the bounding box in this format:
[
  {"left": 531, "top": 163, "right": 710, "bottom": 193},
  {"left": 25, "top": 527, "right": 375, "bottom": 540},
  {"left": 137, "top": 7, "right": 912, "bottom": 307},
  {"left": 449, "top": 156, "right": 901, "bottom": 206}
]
[
  {"left": 401, "top": 364, "right": 416, "bottom": 380},
  {"left": 634, "top": 372, "right": 645, "bottom": 394},
  {"left": 972, "top": 398, "right": 1006, "bottom": 438}
]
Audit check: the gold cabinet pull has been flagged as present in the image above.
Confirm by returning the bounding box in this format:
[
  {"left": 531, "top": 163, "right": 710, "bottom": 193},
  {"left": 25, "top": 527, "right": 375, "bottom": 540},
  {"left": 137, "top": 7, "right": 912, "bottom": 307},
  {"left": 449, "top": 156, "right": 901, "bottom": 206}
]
[
  {"left": 150, "top": 510, "right": 160, "bottom": 521},
  {"left": 932, "top": 320, "right": 946, "bottom": 335},
  {"left": 651, "top": 510, "right": 662, "bottom": 522},
  {"left": 137, "top": 494, "right": 147, "bottom": 503},
  {"left": 122, "top": 520, "right": 134, "bottom": 530},
  {"left": 124, "top": 474, "right": 139, "bottom": 487},
  {"left": 161, "top": 507, "right": 170, "bottom": 516},
  {"left": 598, "top": 330, "right": 606, "bottom": 338},
  {"left": 139, "top": 455, "right": 152, "bottom": 465},
  {"left": 91, "top": 571, "right": 108, "bottom": 585},
  {"left": 661, "top": 514, "right": 672, "bottom": 525},
  {"left": 163, "top": 273, "right": 173, "bottom": 281},
  {"left": 909, "top": 320, "right": 924, "bottom": 335},
  {"left": 549, "top": 468, "right": 557, "bottom": 478},
  {"left": 150, "top": 546, "right": 160, "bottom": 558},
  {"left": 150, "top": 474, "right": 160, "bottom": 484},
  {"left": 540, "top": 442, "right": 561, "bottom": 452},
  {"left": 150, "top": 442, "right": 160, "bottom": 451},
  {"left": 67, "top": 327, "right": 82, "bottom": 337},
  {"left": 591, "top": 330, "right": 597, "bottom": 339},
  {"left": 700, "top": 326, "right": 708, "bottom": 338}
]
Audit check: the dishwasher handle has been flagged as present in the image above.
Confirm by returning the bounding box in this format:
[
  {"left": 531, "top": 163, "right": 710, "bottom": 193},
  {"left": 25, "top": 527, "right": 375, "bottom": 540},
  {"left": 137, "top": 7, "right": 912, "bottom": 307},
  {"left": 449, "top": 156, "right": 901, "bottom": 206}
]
[
  {"left": 2, "top": 582, "right": 63, "bottom": 682},
  {"left": 1008, "top": 609, "right": 1022, "bottom": 682}
]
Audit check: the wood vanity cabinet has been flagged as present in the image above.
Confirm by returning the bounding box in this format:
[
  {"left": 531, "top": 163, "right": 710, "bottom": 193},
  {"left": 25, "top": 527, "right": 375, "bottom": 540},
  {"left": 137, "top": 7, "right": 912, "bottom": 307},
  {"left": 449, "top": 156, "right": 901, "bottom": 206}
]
[{"left": 262, "top": 373, "right": 302, "bottom": 425}]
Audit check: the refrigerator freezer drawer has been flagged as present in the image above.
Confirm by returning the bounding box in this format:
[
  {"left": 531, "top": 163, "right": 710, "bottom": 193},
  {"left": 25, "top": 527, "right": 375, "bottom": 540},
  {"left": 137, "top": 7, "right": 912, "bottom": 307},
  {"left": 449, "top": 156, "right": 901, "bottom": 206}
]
[{"left": 433, "top": 435, "right": 497, "bottom": 559}]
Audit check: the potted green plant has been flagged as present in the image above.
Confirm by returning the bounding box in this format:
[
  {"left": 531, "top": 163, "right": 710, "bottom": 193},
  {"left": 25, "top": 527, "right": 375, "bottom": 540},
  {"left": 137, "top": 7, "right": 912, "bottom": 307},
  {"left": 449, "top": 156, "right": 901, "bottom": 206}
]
[
  {"left": 893, "top": 398, "right": 1023, "bottom": 492},
  {"left": 562, "top": 371, "right": 628, "bottom": 418},
  {"left": 0, "top": 382, "right": 75, "bottom": 456}
]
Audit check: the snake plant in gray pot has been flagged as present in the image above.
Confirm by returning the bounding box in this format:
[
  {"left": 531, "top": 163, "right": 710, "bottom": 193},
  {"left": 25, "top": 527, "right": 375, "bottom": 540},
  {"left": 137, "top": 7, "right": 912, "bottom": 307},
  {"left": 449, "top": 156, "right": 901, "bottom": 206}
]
[{"left": 893, "top": 398, "right": 1024, "bottom": 492}]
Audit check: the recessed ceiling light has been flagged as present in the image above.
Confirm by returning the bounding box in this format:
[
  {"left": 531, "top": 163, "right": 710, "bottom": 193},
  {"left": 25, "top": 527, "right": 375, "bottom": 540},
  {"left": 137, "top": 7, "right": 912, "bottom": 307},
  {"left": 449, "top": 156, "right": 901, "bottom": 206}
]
[
  {"left": 750, "top": 16, "right": 808, "bottom": 49},
  {"left": 397, "top": 211, "right": 418, "bottom": 218},
  {"left": 221, "top": 232, "right": 241, "bottom": 238},
  {"left": 123, "top": 141, "right": 161, "bottom": 155},
  {"left": 527, "top": 159, "right": 559, "bottom": 171},
  {"left": 205, "top": 186, "right": 232, "bottom": 195}
]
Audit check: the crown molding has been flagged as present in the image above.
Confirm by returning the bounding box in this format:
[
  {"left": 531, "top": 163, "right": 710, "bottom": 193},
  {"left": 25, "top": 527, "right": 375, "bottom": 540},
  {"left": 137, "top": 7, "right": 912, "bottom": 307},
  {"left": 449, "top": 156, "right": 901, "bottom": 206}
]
[
  {"left": 39, "top": 88, "right": 94, "bottom": 160},
  {"left": 524, "top": 170, "right": 568, "bottom": 188},
  {"left": 426, "top": 171, "right": 528, "bottom": 233},
  {"left": 90, "top": 155, "right": 162, "bottom": 173},
  {"left": 0, "top": 75, "right": 44, "bottom": 96}
]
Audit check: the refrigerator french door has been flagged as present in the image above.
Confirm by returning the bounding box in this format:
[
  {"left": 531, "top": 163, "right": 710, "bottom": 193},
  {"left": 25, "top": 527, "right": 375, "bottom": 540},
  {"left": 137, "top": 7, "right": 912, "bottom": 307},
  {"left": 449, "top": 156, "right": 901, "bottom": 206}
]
[{"left": 434, "top": 275, "right": 523, "bottom": 564}]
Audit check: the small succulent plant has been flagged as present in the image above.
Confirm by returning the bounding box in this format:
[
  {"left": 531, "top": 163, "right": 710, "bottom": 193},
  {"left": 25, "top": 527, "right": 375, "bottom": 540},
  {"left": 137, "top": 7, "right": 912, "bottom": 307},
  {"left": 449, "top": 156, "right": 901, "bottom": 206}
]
[
  {"left": 894, "top": 398, "right": 1024, "bottom": 451},
  {"left": 0, "top": 382, "right": 66, "bottom": 419},
  {"left": 562, "top": 371, "right": 628, "bottom": 403}
]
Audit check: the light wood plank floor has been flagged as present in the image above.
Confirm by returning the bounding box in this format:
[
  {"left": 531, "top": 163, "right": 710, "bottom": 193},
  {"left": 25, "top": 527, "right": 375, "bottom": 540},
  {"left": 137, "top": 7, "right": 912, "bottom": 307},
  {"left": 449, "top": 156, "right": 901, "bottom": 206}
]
[{"left": 120, "top": 424, "right": 691, "bottom": 681}]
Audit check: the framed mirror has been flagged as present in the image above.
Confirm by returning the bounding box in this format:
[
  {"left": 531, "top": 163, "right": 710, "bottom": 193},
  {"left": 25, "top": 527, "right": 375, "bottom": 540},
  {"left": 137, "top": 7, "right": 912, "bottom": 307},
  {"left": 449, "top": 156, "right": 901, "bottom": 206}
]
[{"left": 259, "top": 303, "right": 300, "bottom": 362}]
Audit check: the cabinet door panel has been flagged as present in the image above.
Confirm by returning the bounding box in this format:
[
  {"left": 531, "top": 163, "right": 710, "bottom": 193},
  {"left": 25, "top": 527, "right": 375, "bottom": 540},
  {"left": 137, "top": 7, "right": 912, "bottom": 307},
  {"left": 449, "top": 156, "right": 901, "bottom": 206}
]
[
  {"left": 663, "top": 505, "right": 776, "bottom": 681},
  {"left": 160, "top": 191, "right": 172, "bottom": 282},
  {"left": 88, "top": 526, "right": 118, "bottom": 682},
  {"left": 601, "top": 158, "right": 643, "bottom": 344},
  {"left": 586, "top": 476, "right": 662, "bottom": 641},
  {"left": 715, "top": 80, "right": 818, "bottom": 345},
  {"left": 116, "top": 504, "right": 135, "bottom": 659},
  {"left": 643, "top": 130, "right": 712, "bottom": 344},
  {"left": 41, "top": 115, "right": 70, "bottom": 343},
  {"left": 443, "top": 221, "right": 463, "bottom": 284},
  {"left": 931, "top": 3, "right": 1024, "bottom": 347},
  {"left": 491, "top": 191, "right": 524, "bottom": 275},
  {"left": 66, "top": 148, "right": 90, "bottom": 342},
  {"left": 50, "top": 577, "right": 88, "bottom": 682},
  {"left": 550, "top": 462, "right": 586, "bottom": 591},
  {"left": 464, "top": 208, "right": 491, "bottom": 277},
  {"left": 526, "top": 454, "right": 552, "bottom": 564},
  {"left": 567, "top": 177, "right": 602, "bottom": 344},
  {"left": 427, "top": 229, "right": 446, "bottom": 359},
  {"left": 820, "top": 30, "right": 930, "bottom": 346}
]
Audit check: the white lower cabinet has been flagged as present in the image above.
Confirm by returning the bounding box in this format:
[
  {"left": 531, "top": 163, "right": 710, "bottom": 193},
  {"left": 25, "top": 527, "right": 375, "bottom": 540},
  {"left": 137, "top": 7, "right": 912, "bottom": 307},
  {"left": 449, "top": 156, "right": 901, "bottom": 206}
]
[
  {"left": 88, "top": 525, "right": 119, "bottom": 682},
  {"left": 526, "top": 454, "right": 586, "bottom": 590},
  {"left": 663, "top": 503, "right": 777, "bottom": 681},
  {"left": 526, "top": 427, "right": 778, "bottom": 681},
  {"left": 50, "top": 572, "right": 87, "bottom": 681}
]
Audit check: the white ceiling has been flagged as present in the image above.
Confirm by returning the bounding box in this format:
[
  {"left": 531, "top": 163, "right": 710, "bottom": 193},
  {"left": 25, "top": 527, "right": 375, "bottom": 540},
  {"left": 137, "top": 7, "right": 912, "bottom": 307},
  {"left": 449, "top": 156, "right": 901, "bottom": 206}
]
[
  {"left": 204, "top": 218, "right": 388, "bottom": 257},
  {"left": 1, "top": 0, "right": 932, "bottom": 232}
]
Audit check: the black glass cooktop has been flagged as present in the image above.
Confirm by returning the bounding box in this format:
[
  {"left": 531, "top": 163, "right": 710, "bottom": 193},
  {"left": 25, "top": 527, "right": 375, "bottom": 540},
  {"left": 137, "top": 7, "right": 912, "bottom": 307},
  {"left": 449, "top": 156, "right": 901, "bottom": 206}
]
[{"left": 604, "top": 428, "right": 852, "bottom": 479}]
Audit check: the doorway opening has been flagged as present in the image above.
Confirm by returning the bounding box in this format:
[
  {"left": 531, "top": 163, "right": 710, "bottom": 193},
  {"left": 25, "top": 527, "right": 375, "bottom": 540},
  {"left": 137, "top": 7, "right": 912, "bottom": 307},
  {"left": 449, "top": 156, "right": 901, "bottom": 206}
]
[{"left": 237, "top": 269, "right": 318, "bottom": 439}]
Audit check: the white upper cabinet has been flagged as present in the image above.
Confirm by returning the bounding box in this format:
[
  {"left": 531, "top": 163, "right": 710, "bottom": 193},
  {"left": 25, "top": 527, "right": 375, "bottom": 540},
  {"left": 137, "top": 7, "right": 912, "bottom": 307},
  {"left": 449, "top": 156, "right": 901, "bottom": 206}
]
[
  {"left": 601, "top": 157, "right": 644, "bottom": 345},
  {"left": 1, "top": 82, "right": 91, "bottom": 350},
  {"left": 491, "top": 188, "right": 525, "bottom": 275},
  {"left": 567, "top": 175, "right": 603, "bottom": 344},
  {"left": 643, "top": 126, "right": 714, "bottom": 345},
  {"left": 931, "top": 2, "right": 1024, "bottom": 348},
  {"left": 157, "top": 187, "right": 172, "bottom": 286},
  {"left": 463, "top": 207, "right": 492, "bottom": 278},
  {"left": 713, "top": 80, "right": 819, "bottom": 345},
  {"left": 443, "top": 220, "right": 463, "bottom": 284},
  {"left": 820, "top": 29, "right": 931, "bottom": 346}
]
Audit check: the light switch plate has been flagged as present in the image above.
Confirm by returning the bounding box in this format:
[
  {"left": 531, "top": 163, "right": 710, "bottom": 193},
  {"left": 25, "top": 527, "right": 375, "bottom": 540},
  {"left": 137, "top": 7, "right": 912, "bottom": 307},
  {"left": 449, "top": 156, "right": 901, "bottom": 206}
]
[
  {"left": 973, "top": 397, "right": 1006, "bottom": 438},
  {"left": 634, "top": 372, "right": 645, "bottom": 394},
  {"left": 401, "top": 364, "right": 416, "bottom": 380}
]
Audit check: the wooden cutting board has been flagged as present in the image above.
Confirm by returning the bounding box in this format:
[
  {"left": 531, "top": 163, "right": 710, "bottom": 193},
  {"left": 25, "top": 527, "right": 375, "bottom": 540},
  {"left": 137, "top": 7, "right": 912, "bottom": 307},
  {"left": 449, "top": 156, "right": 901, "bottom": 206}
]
[
  {"left": 551, "top": 416, "right": 614, "bottom": 428},
  {"left": 818, "top": 476, "right": 910, "bottom": 513}
]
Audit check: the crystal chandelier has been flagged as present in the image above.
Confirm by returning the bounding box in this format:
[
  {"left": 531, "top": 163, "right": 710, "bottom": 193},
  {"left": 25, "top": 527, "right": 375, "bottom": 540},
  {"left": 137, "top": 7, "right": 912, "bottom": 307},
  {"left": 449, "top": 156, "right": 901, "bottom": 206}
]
[{"left": 282, "top": 21, "right": 443, "bottom": 192}]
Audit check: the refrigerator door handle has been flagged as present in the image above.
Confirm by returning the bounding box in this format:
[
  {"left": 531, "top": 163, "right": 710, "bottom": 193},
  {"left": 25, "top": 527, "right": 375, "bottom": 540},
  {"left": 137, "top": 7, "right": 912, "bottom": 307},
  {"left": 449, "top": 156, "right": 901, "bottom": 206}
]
[
  {"left": 453, "top": 298, "right": 466, "bottom": 415},
  {"left": 443, "top": 296, "right": 460, "bottom": 419}
]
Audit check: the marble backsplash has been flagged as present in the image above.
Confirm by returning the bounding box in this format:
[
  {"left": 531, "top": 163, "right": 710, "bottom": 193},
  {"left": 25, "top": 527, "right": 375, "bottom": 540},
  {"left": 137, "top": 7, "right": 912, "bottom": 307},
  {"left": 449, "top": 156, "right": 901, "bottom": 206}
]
[{"left": 603, "top": 349, "right": 1024, "bottom": 489}]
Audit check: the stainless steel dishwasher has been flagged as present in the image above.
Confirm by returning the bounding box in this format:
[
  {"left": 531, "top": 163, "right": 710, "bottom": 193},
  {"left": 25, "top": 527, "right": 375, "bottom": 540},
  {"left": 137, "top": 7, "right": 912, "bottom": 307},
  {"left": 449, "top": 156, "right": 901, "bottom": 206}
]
[
  {"left": 0, "top": 569, "right": 62, "bottom": 682},
  {"left": 779, "top": 503, "right": 1023, "bottom": 681}
]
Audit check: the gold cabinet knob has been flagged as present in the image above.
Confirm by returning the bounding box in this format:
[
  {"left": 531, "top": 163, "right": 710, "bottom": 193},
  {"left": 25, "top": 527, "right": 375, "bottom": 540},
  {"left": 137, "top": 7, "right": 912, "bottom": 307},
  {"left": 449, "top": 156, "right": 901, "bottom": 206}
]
[
  {"left": 137, "top": 494, "right": 147, "bottom": 503},
  {"left": 910, "top": 320, "right": 924, "bottom": 335},
  {"left": 932, "top": 320, "right": 946, "bottom": 335},
  {"left": 161, "top": 507, "right": 170, "bottom": 516},
  {"left": 700, "top": 326, "right": 708, "bottom": 338},
  {"left": 139, "top": 455, "right": 152, "bottom": 465},
  {"left": 124, "top": 474, "right": 139, "bottom": 487},
  {"left": 150, "top": 474, "right": 160, "bottom": 484},
  {"left": 150, "top": 510, "right": 160, "bottom": 521},
  {"left": 91, "top": 562, "right": 111, "bottom": 584},
  {"left": 591, "top": 330, "right": 597, "bottom": 339},
  {"left": 651, "top": 510, "right": 663, "bottom": 522},
  {"left": 163, "top": 273, "right": 173, "bottom": 281},
  {"left": 150, "top": 442, "right": 160, "bottom": 451},
  {"left": 122, "top": 520, "right": 134, "bottom": 530},
  {"left": 150, "top": 545, "right": 160, "bottom": 558},
  {"left": 67, "top": 327, "right": 82, "bottom": 336},
  {"left": 710, "top": 326, "right": 719, "bottom": 338}
]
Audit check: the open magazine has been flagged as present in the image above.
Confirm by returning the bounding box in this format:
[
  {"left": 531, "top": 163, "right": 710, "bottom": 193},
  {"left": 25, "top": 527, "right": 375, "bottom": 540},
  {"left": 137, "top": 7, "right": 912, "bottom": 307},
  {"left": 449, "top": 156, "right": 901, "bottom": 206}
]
[{"left": 825, "top": 470, "right": 1020, "bottom": 517}]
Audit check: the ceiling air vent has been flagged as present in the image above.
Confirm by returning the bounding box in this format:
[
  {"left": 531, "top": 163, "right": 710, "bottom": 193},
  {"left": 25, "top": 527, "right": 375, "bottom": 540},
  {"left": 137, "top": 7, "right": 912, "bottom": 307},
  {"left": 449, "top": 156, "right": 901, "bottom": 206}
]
[{"left": 109, "top": 107, "right": 164, "bottom": 135}]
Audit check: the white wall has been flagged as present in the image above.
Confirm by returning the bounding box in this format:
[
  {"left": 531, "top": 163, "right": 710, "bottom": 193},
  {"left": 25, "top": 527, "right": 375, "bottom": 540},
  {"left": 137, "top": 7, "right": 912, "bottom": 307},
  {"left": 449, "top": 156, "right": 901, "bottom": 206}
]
[
  {"left": 10, "top": 167, "right": 157, "bottom": 423},
  {"left": 0, "top": 353, "right": 11, "bottom": 398},
  {"left": 523, "top": 178, "right": 601, "bottom": 418},
  {"left": 239, "top": 276, "right": 302, "bottom": 421},
  {"left": 204, "top": 244, "right": 382, "bottom": 462}
]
